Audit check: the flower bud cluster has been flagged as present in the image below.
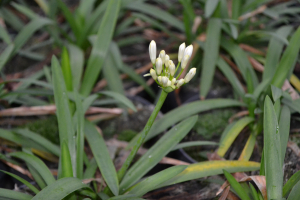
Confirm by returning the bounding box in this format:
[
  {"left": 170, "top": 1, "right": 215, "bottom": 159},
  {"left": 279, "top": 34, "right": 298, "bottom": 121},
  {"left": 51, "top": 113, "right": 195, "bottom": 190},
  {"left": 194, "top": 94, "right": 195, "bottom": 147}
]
[{"left": 147, "top": 40, "right": 196, "bottom": 92}]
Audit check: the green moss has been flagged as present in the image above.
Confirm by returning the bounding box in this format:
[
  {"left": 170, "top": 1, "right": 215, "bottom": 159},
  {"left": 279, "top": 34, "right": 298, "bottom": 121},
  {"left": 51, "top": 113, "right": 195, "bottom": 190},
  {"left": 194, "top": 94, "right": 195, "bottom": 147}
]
[
  {"left": 21, "top": 115, "right": 59, "bottom": 145},
  {"left": 193, "top": 109, "right": 235, "bottom": 139},
  {"left": 117, "top": 130, "right": 138, "bottom": 142}
]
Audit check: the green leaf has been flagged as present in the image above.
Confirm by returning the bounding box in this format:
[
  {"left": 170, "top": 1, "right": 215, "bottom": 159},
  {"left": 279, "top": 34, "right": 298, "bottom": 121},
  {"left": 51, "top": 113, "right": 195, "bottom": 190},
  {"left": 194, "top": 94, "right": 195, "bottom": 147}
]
[
  {"left": 51, "top": 56, "right": 76, "bottom": 177},
  {"left": 32, "top": 177, "right": 92, "bottom": 200},
  {"left": 217, "top": 117, "right": 255, "bottom": 157},
  {"left": 0, "top": 44, "right": 14, "bottom": 72},
  {"left": 61, "top": 141, "right": 73, "bottom": 178},
  {"left": 61, "top": 47, "right": 73, "bottom": 91},
  {"left": 217, "top": 56, "right": 245, "bottom": 98},
  {"left": 120, "top": 116, "right": 198, "bottom": 192},
  {"left": 85, "top": 120, "right": 119, "bottom": 196},
  {"left": 249, "top": 182, "right": 260, "bottom": 200},
  {"left": 263, "top": 26, "right": 293, "bottom": 82},
  {"left": 272, "top": 27, "right": 300, "bottom": 88},
  {"left": 157, "top": 161, "right": 260, "bottom": 188},
  {"left": 9, "top": 152, "right": 55, "bottom": 185},
  {"left": 172, "top": 141, "right": 218, "bottom": 151},
  {"left": 223, "top": 170, "right": 251, "bottom": 200},
  {"left": 80, "top": 0, "right": 121, "bottom": 96},
  {"left": 13, "top": 18, "right": 53, "bottom": 56},
  {"left": 0, "top": 188, "right": 32, "bottom": 200},
  {"left": 126, "top": 2, "right": 184, "bottom": 31},
  {"left": 264, "top": 96, "right": 282, "bottom": 199},
  {"left": 200, "top": 18, "right": 222, "bottom": 98},
  {"left": 102, "top": 53, "right": 125, "bottom": 95},
  {"left": 0, "top": 23, "right": 11, "bottom": 44},
  {"left": 98, "top": 91, "right": 137, "bottom": 112},
  {"left": 0, "top": 8, "right": 24, "bottom": 31},
  {"left": 205, "top": 0, "right": 220, "bottom": 18},
  {"left": 127, "top": 165, "right": 187, "bottom": 197},
  {"left": 287, "top": 179, "right": 300, "bottom": 200},
  {"left": 0, "top": 170, "right": 39, "bottom": 194},
  {"left": 253, "top": 78, "right": 271, "bottom": 100},
  {"left": 128, "top": 99, "right": 245, "bottom": 147},
  {"left": 231, "top": 0, "right": 242, "bottom": 19},
  {"left": 271, "top": 85, "right": 283, "bottom": 102},
  {"left": 221, "top": 39, "right": 258, "bottom": 87},
  {"left": 15, "top": 129, "right": 60, "bottom": 156},
  {"left": 279, "top": 106, "right": 290, "bottom": 166},
  {"left": 67, "top": 44, "right": 84, "bottom": 90},
  {"left": 283, "top": 170, "right": 300, "bottom": 197}
]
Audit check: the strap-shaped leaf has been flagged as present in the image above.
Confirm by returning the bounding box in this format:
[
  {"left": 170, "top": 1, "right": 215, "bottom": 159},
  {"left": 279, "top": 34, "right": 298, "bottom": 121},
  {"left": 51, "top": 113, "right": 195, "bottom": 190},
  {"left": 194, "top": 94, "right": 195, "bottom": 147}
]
[
  {"left": 9, "top": 152, "right": 55, "bottom": 185},
  {"left": 98, "top": 91, "right": 136, "bottom": 112},
  {"left": 85, "top": 120, "right": 119, "bottom": 196},
  {"left": 0, "top": 188, "right": 32, "bottom": 200},
  {"left": 32, "top": 177, "right": 92, "bottom": 200}
]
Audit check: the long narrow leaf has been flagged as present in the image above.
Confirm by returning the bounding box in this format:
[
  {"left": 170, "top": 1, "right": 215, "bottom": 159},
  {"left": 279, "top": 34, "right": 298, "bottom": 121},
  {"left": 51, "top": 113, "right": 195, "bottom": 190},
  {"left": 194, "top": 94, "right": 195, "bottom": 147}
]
[
  {"left": 287, "top": 179, "right": 300, "bottom": 200},
  {"left": 264, "top": 96, "right": 282, "bottom": 199},
  {"left": 85, "top": 120, "right": 119, "bottom": 196},
  {"left": 120, "top": 116, "right": 198, "bottom": 191},
  {"left": 172, "top": 141, "right": 218, "bottom": 151},
  {"left": 283, "top": 170, "right": 300, "bottom": 197},
  {"left": 0, "top": 44, "right": 14, "bottom": 71},
  {"left": 279, "top": 105, "right": 290, "bottom": 166},
  {"left": 98, "top": 91, "right": 136, "bottom": 112},
  {"left": 80, "top": 0, "right": 121, "bottom": 96},
  {"left": 200, "top": 18, "right": 222, "bottom": 98},
  {"left": 223, "top": 170, "right": 250, "bottom": 200},
  {"left": 32, "top": 177, "right": 92, "bottom": 200},
  {"left": 0, "top": 188, "right": 32, "bottom": 200}
]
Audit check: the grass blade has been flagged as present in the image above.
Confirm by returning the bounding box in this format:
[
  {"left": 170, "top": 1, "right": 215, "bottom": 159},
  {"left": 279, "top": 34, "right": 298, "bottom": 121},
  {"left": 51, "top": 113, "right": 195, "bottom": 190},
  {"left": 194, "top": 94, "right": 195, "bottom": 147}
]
[
  {"left": 264, "top": 96, "right": 282, "bottom": 199},
  {"left": 67, "top": 44, "right": 84, "bottom": 90},
  {"left": 80, "top": 0, "right": 121, "bottom": 96},
  {"left": 9, "top": 152, "right": 55, "bottom": 185},
  {"left": 0, "top": 23, "right": 12, "bottom": 44},
  {"left": 283, "top": 170, "right": 300, "bottom": 197},
  {"left": 205, "top": 0, "right": 220, "bottom": 18},
  {"left": 223, "top": 170, "right": 251, "bottom": 200},
  {"left": 128, "top": 99, "right": 245, "bottom": 147},
  {"left": 262, "top": 26, "right": 293, "bottom": 82},
  {"left": 279, "top": 106, "right": 290, "bottom": 166},
  {"left": 157, "top": 161, "right": 260, "bottom": 188},
  {"left": 0, "top": 8, "right": 24, "bottom": 31},
  {"left": 61, "top": 47, "right": 73, "bottom": 91},
  {"left": 98, "top": 91, "right": 136, "bottom": 112},
  {"left": 127, "top": 165, "right": 187, "bottom": 197},
  {"left": 75, "top": 92, "right": 84, "bottom": 179},
  {"left": 271, "top": 27, "right": 300, "bottom": 88},
  {"left": 172, "top": 141, "right": 218, "bottom": 151},
  {"left": 287, "top": 179, "right": 300, "bottom": 200},
  {"left": 200, "top": 18, "right": 222, "bottom": 98},
  {"left": 61, "top": 141, "right": 73, "bottom": 178},
  {"left": 120, "top": 116, "right": 198, "bottom": 191},
  {"left": 85, "top": 120, "right": 119, "bottom": 196},
  {"left": 126, "top": 2, "right": 184, "bottom": 31},
  {"left": 0, "top": 188, "right": 32, "bottom": 200},
  {"left": 217, "top": 117, "right": 255, "bottom": 157},
  {"left": 217, "top": 56, "right": 245, "bottom": 98},
  {"left": 51, "top": 56, "right": 76, "bottom": 177},
  {"left": 0, "top": 170, "right": 39, "bottom": 194},
  {"left": 0, "top": 44, "right": 14, "bottom": 71},
  {"left": 32, "top": 177, "right": 92, "bottom": 200}
]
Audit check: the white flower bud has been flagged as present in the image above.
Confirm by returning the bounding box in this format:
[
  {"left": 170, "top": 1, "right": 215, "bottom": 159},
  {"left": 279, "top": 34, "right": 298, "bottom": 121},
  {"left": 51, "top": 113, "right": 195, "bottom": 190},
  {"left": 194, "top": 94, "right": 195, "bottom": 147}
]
[
  {"left": 149, "top": 40, "right": 156, "bottom": 64},
  {"left": 159, "top": 50, "right": 166, "bottom": 63},
  {"left": 167, "top": 60, "right": 173, "bottom": 69},
  {"left": 178, "top": 42, "right": 186, "bottom": 62},
  {"left": 169, "top": 62, "right": 175, "bottom": 76},
  {"left": 162, "top": 76, "right": 168, "bottom": 87},
  {"left": 171, "top": 78, "right": 176, "bottom": 85},
  {"left": 150, "top": 69, "right": 157, "bottom": 80},
  {"left": 164, "top": 55, "right": 170, "bottom": 66},
  {"left": 177, "top": 79, "right": 185, "bottom": 87},
  {"left": 158, "top": 76, "right": 162, "bottom": 84},
  {"left": 183, "top": 45, "right": 193, "bottom": 58},
  {"left": 184, "top": 68, "right": 196, "bottom": 83},
  {"left": 167, "top": 80, "right": 172, "bottom": 87},
  {"left": 181, "top": 55, "right": 190, "bottom": 69},
  {"left": 156, "top": 58, "right": 163, "bottom": 75}
]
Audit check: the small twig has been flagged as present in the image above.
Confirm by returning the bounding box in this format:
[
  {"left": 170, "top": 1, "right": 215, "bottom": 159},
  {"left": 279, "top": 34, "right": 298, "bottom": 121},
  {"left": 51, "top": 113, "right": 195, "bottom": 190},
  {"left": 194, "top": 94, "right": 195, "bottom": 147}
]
[
  {"left": 240, "top": 44, "right": 265, "bottom": 56},
  {"left": 127, "top": 78, "right": 155, "bottom": 96},
  {"left": 229, "top": 111, "right": 250, "bottom": 123},
  {"left": 238, "top": 5, "right": 267, "bottom": 21},
  {"left": 248, "top": 56, "right": 264, "bottom": 72}
]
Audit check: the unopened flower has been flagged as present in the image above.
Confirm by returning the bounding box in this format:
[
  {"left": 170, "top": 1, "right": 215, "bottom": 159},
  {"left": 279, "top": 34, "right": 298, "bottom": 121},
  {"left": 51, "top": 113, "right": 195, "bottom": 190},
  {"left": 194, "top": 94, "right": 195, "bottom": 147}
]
[
  {"left": 184, "top": 68, "right": 196, "bottom": 83},
  {"left": 156, "top": 58, "right": 163, "bottom": 75},
  {"left": 171, "top": 78, "right": 176, "bottom": 85},
  {"left": 150, "top": 69, "right": 157, "bottom": 80},
  {"left": 183, "top": 45, "right": 193, "bottom": 58},
  {"left": 169, "top": 62, "right": 175, "bottom": 76},
  {"left": 181, "top": 55, "right": 190, "bottom": 69},
  {"left": 177, "top": 79, "right": 185, "bottom": 87},
  {"left": 159, "top": 50, "right": 166, "bottom": 63},
  {"left": 178, "top": 43, "right": 186, "bottom": 62},
  {"left": 158, "top": 76, "right": 162, "bottom": 84},
  {"left": 167, "top": 60, "right": 173, "bottom": 69},
  {"left": 164, "top": 55, "right": 170, "bottom": 66},
  {"left": 167, "top": 80, "right": 172, "bottom": 87},
  {"left": 162, "top": 76, "right": 169, "bottom": 87},
  {"left": 149, "top": 40, "right": 156, "bottom": 64}
]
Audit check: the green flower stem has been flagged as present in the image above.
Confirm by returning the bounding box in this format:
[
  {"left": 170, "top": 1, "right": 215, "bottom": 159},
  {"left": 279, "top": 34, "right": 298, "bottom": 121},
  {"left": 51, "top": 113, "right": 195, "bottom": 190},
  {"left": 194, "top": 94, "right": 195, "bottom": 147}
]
[
  {"left": 176, "top": 69, "right": 184, "bottom": 79},
  {"left": 117, "top": 90, "right": 168, "bottom": 182},
  {"left": 175, "top": 62, "right": 181, "bottom": 74}
]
